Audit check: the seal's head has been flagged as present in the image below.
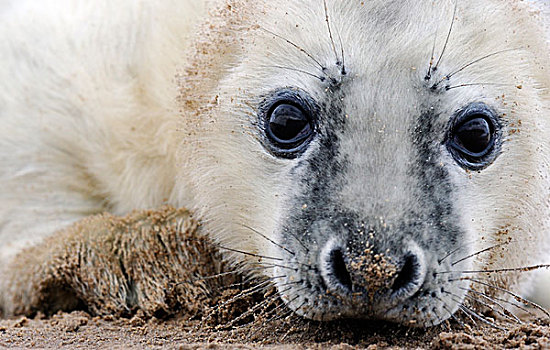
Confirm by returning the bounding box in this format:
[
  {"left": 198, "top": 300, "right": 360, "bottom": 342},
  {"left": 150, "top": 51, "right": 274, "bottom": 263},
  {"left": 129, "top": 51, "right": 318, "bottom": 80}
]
[{"left": 177, "top": 0, "right": 550, "bottom": 326}]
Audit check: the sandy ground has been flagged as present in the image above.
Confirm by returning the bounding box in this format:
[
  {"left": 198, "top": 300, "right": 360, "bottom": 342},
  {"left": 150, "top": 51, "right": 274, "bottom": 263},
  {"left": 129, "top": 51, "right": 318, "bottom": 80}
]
[{"left": 1, "top": 304, "right": 549, "bottom": 349}]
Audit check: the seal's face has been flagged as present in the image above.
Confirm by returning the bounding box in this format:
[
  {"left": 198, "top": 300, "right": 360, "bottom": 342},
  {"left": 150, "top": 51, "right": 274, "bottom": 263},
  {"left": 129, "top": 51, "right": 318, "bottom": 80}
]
[{"left": 182, "top": 0, "right": 550, "bottom": 326}]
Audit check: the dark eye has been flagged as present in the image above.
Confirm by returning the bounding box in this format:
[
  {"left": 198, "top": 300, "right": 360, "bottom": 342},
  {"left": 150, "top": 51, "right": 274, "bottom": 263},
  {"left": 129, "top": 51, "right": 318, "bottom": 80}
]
[
  {"left": 454, "top": 117, "right": 492, "bottom": 155},
  {"left": 267, "top": 103, "right": 312, "bottom": 145},
  {"left": 447, "top": 103, "right": 500, "bottom": 170},
  {"left": 260, "top": 89, "right": 316, "bottom": 158}
]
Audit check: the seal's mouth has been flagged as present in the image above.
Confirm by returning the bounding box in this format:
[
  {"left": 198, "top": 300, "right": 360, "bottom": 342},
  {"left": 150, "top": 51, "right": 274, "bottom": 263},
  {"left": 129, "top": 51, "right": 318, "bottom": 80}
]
[{"left": 273, "top": 235, "right": 471, "bottom": 327}]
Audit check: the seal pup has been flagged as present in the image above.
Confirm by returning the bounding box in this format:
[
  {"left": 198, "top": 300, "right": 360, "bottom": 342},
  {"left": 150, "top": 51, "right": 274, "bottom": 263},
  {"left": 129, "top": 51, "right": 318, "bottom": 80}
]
[{"left": 1, "top": 0, "right": 550, "bottom": 328}]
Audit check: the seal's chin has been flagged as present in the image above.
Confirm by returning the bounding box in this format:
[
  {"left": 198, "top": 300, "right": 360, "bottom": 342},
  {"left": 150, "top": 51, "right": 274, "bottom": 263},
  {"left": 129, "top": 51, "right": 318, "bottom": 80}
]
[{"left": 276, "top": 277, "right": 468, "bottom": 327}]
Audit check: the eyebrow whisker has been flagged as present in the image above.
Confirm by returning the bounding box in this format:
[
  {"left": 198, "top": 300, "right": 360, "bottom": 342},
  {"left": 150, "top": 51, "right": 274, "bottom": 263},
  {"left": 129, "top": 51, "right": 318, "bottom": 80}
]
[
  {"left": 433, "top": 0, "right": 458, "bottom": 72},
  {"left": 262, "top": 65, "right": 326, "bottom": 82},
  {"left": 445, "top": 82, "right": 515, "bottom": 90},
  {"left": 435, "top": 48, "right": 520, "bottom": 87},
  {"left": 425, "top": 28, "right": 439, "bottom": 81},
  {"left": 261, "top": 28, "right": 329, "bottom": 75},
  {"left": 323, "top": 0, "right": 340, "bottom": 65}
]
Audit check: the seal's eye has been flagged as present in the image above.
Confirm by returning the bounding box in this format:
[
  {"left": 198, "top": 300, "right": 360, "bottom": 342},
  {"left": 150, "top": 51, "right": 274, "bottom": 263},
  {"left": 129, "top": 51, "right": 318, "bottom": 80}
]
[
  {"left": 267, "top": 103, "right": 312, "bottom": 145},
  {"left": 260, "top": 89, "right": 317, "bottom": 158},
  {"left": 447, "top": 102, "right": 500, "bottom": 170},
  {"left": 454, "top": 117, "right": 492, "bottom": 155}
]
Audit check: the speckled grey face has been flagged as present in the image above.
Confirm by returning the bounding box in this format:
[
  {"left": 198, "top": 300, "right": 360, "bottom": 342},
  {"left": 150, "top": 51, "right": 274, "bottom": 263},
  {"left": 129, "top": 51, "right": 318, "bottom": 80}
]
[
  {"left": 251, "top": 2, "right": 506, "bottom": 324},
  {"left": 258, "top": 78, "right": 502, "bottom": 325}
]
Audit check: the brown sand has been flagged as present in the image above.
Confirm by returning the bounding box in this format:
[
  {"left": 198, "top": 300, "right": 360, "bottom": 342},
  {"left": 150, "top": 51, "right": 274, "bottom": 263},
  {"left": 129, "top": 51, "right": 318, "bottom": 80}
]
[{"left": 0, "top": 304, "right": 548, "bottom": 349}]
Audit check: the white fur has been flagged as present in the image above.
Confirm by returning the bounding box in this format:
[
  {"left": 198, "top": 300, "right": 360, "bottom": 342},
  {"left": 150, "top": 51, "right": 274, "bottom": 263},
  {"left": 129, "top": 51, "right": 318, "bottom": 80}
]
[
  {"left": 1, "top": 0, "right": 550, "bottom": 321},
  {"left": 527, "top": 0, "right": 549, "bottom": 46},
  {"left": 0, "top": 0, "right": 205, "bottom": 264}
]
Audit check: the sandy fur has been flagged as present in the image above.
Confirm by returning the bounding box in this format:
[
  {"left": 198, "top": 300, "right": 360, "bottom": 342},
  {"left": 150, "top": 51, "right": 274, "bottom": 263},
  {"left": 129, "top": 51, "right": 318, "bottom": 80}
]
[{"left": 2, "top": 206, "right": 230, "bottom": 317}]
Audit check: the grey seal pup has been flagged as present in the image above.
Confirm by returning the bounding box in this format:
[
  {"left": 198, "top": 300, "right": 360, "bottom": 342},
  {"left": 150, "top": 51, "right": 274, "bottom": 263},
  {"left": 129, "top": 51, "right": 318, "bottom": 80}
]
[{"left": 0, "top": 0, "right": 549, "bottom": 327}]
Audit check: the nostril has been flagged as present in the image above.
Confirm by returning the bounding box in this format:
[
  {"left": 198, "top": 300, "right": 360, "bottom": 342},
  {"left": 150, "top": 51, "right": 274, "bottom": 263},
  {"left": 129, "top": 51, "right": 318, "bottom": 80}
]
[
  {"left": 329, "top": 249, "right": 353, "bottom": 291},
  {"left": 391, "top": 253, "right": 424, "bottom": 296}
]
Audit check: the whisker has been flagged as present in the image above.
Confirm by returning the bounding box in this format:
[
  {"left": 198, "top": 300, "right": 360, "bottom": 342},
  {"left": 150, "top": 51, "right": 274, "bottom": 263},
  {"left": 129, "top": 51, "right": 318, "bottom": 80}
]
[
  {"left": 460, "top": 287, "right": 524, "bottom": 323},
  {"left": 216, "top": 244, "right": 285, "bottom": 262},
  {"left": 427, "top": 305, "right": 447, "bottom": 328},
  {"left": 439, "top": 238, "right": 538, "bottom": 265},
  {"left": 253, "top": 289, "right": 309, "bottom": 342},
  {"left": 466, "top": 288, "right": 533, "bottom": 318},
  {"left": 172, "top": 267, "right": 260, "bottom": 288},
  {"left": 458, "top": 277, "right": 550, "bottom": 318},
  {"left": 437, "top": 263, "right": 550, "bottom": 275},
  {"left": 241, "top": 224, "right": 296, "bottom": 256},
  {"left": 264, "top": 308, "right": 295, "bottom": 338},
  {"left": 439, "top": 245, "right": 469, "bottom": 265},
  {"left": 433, "top": 0, "right": 458, "bottom": 72},
  {"left": 439, "top": 294, "right": 477, "bottom": 327},
  {"left": 223, "top": 286, "right": 292, "bottom": 329},
  {"left": 279, "top": 301, "right": 306, "bottom": 343},
  {"left": 451, "top": 241, "right": 511, "bottom": 266},
  {"left": 287, "top": 230, "right": 311, "bottom": 253},
  {"left": 261, "top": 28, "right": 328, "bottom": 73},
  {"left": 444, "top": 291, "right": 508, "bottom": 330},
  {"left": 445, "top": 83, "right": 515, "bottom": 91},
  {"left": 448, "top": 312, "right": 468, "bottom": 330},
  {"left": 262, "top": 65, "right": 326, "bottom": 81},
  {"left": 266, "top": 294, "right": 297, "bottom": 321},
  {"left": 273, "top": 307, "right": 295, "bottom": 324},
  {"left": 200, "top": 278, "right": 275, "bottom": 325},
  {"left": 240, "top": 264, "right": 284, "bottom": 271},
  {"left": 425, "top": 27, "right": 439, "bottom": 81},
  {"left": 250, "top": 261, "right": 300, "bottom": 271},
  {"left": 439, "top": 318, "right": 452, "bottom": 332},
  {"left": 438, "top": 238, "right": 489, "bottom": 264},
  {"left": 179, "top": 237, "right": 286, "bottom": 263},
  {"left": 337, "top": 30, "right": 346, "bottom": 75},
  {"left": 445, "top": 313, "right": 467, "bottom": 330},
  {"left": 461, "top": 289, "right": 522, "bottom": 324},
  {"left": 260, "top": 303, "right": 294, "bottom": 327},
  {"left": 247, "top": 294, "right": 298, "bottom": 340},
  {"left": 457, "top": 305, "right": 478, "bottom": 326},
  {"left": 223, "top": 275, "right": 285, "bottom": 290},
  {"left": 291, "top": 298, "right": 308, "bottom": 313},
  {"left": 225, "top": 278, "right": 274, "bottom": 301},
  {"left": 323, "top": 0, "right": 340, "bottom": 65},
  {"left": 458, "top": 303, "right": 507, "bottom": 330},
  {"left": 436, "top": 48, "right": 520, "bottom": 85},
  {"left": 277, "top": 280, "right": 305, "bottom": 288},
  {"left": 249, "top": 254, "right": 317, "bottom": 271},
  {"left": 434, "top": 295, "right": 467, "bottom": 329},
  {"left": 175, "top": 270, "right": 241, "bottom": 285}
]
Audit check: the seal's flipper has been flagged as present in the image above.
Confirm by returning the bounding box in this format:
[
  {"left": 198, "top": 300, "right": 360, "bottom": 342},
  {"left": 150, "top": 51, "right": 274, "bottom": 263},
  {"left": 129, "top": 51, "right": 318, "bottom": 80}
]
[{"left": 1, "top": 207, "right": 230, "bottom": 318}]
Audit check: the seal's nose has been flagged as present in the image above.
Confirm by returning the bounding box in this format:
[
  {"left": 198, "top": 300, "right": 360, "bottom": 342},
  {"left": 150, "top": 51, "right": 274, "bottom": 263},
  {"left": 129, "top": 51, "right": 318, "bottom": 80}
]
[
  {"left": 390, "top": 251, "right": 426, "bottom": 299},
  {"left": 320, "top": 240, "right": 427, "bottom": 303},
  {"left": 326, "top": 248, "right": 353, "bottom": 291}
]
